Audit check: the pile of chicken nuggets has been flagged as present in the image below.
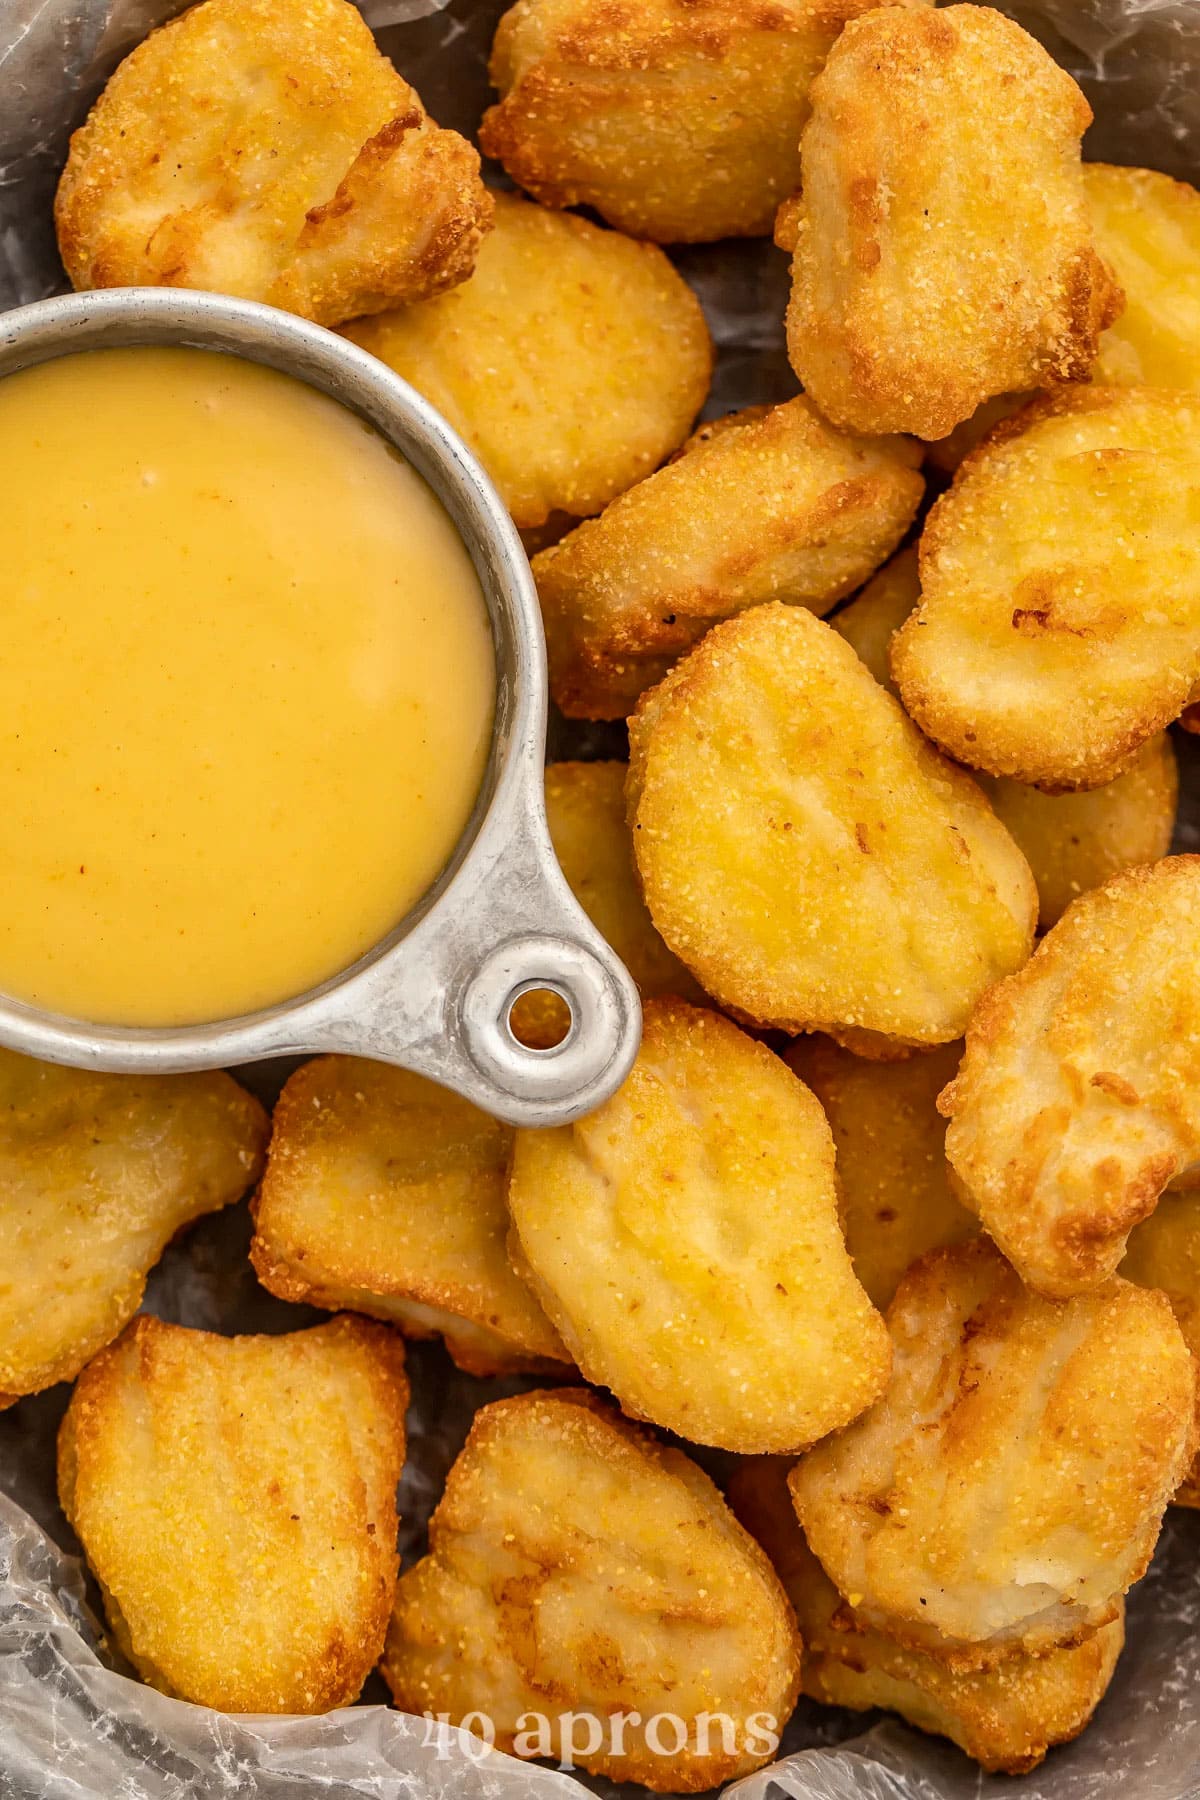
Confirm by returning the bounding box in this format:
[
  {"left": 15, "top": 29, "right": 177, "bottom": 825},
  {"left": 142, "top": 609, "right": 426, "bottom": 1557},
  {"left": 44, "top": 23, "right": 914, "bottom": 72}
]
[{"left": 20, "top": 0, "right": 1200, "bottom": 1786}]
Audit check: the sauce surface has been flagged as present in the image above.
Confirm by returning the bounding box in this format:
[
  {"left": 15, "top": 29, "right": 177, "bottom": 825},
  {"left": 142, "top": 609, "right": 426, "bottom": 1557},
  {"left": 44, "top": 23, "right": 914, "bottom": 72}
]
[{"left": 0, "top": 347, "right": 495, "bottom": 1026}]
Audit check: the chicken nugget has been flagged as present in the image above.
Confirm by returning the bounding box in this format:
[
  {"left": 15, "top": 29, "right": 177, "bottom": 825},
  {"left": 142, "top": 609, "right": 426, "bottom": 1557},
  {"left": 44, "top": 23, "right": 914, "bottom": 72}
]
[
  {"left": 59, "top": 1313, "right": 408, "bottom": 1712},
  {"left": 250, "top": 1057, "right": 568, "bottom": 1377},
  {"left": 729, "top": 1457, "right": 1124, "bottom": 1773},
  {"left": 1087, "top": 164, "right": 1200, "bottom": 388},
  {"left": 507, "top": 1000, "right": 890, "bottom": 1451},
  {"left": 835, "top": 551, "right": 1180, "bottom": 928},
  {"left": 381, "top": 1388, "right": 800, "bottom": 1790},
  {"left": 790, "top": 1240, "right": 1194, "bottom": 1666},
  {"left": 783, "top": 6, "right": 1120, "bottom": 439},
  {"left": 978, "top": 740, "right": 1178, "bottom": 931},
  {"left": 627, "top": 604, "right": 1036, "bottom": 1047},
  {"left": 893, "top": 387, "right": 1200, "bottom": 789},
  {"left": 55, "top": 0, "right": 490, "bottom": 326},
  {"left": 479, "top": 0, "right": 929, "bottom": 246},
  {"left": 942, "top": 858, "right": 1200, "bottom": 1297},
  {"left": 0, "top": 1052, "right": 266, "bottom": 1408},
  {"left": 535, "top": 396, "right": 923, "bottom": 720},
  {"left": 784, "top": 1037, "right": 976, "bottom": 1310},
  {"left": 343, "top": 193, "right": 711, "bottom": 530},
  {"left": 1121, "top": 1190, "right": 1200, "bottom": 1508},
  {"left": 509, "top": 762, "right": 703, "bottom": 1050}
]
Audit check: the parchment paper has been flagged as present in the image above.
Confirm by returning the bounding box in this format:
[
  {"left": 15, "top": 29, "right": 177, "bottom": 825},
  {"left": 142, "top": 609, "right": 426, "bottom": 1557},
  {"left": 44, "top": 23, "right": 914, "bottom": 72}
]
[{"left": 3, "top": 3, "right": 1200, "bottom": 1796}]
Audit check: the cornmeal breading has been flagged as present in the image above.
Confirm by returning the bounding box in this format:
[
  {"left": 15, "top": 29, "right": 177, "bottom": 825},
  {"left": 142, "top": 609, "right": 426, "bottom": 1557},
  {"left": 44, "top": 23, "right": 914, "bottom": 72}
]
[
  {"left": 382, "top": 1389, "right": 800, "bottom": 1791},
  {"left": 0, "top": 1052, "right": 266, "bottom": 1407},
  {"left": 59, "top": 1313, "right": 409, "bottom": 1713},
  {"left": 790, "top": 1240, "right": 1194, "bottom": 1666},
  {"left": 56, "top": 0, "right": 491, "bottom": 326}
]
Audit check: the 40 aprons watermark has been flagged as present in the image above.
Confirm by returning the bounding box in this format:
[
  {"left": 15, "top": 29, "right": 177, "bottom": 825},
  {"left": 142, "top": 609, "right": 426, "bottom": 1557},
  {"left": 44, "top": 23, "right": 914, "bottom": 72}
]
[{"left": 420, "top": 1708, "right": 783, "bottom": 1770}]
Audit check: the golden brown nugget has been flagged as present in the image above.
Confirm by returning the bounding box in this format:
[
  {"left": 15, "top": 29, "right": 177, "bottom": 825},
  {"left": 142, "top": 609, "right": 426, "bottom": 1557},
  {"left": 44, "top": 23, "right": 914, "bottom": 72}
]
[
  {"left": 894, "top": 387, "right": 1200, "bottom": 789},
  {"left": 251, "top": 1057, "right": 568, "bottom": 1377},
  {"left": 783, "top": 6, "right": 1119, "bottom": 438},
  {"left": 784, "top": 1037, "right": 976, "bottom": 1310},
  {"left": 1087, "top": 164, "right": 1200, "bottom": 387},
  {"left": 536, "top": 397, "right": 924, "bottom": 720},
  {"left": 978, "top": 739, "right": 1178, "bottom": 930},
  {"left": 479, "top": 0, "right": 928, "bottom": 245},
  {"left": 507, "top": 1000, "right": 890, "bottom": 1452},
  {"left": 0, "top": 1052, "right": 267, "bottom": 1408},
  {"left": 729, "top": 1458, "right": 1125, "bottom": 1775},
  {"left": 382, "top": 1389, "right": 800, "bottom": 1790},
  {"left": 942, "top": 858, "right": 1200, "bottom": 1297},
  {"left": 509, "top": 762, "right": 702, "bottom": 1049},
  {"left": 1121, "top": 1190, "right": 1200, "bottom": 1507},
  {"left": 55, "top": 0, "right": 491, "bottom": 326},
  {"left": 344, "top": 193, "right": 711, "bottom": 529},
  {"left": 59, "top": 1313, "right": 408, "bottom": 1713},
  {"left": 790, "top": 1240, "right": 1194, "bottom": 1667},
  {"left": 627, "top": 604, "right": 1036, "bottom": 1047},
  {"left": 834, "top": 552, "right": 1180, "bottom": 928}
]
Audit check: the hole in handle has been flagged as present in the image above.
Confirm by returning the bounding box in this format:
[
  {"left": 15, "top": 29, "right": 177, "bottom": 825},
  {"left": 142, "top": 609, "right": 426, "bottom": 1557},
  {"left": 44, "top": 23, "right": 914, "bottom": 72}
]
[
  {"left": 458, "top": 934, "right": 640, "bottom": 1123},
  {"left": 506, "top": 982, "right": 574, "bottom": 1052}
]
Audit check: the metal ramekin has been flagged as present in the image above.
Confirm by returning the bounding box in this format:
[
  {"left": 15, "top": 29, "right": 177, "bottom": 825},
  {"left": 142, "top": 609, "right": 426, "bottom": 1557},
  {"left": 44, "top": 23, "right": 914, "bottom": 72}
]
[{"left": 0, "top": 288, "right": 641, "bottom": 1126}]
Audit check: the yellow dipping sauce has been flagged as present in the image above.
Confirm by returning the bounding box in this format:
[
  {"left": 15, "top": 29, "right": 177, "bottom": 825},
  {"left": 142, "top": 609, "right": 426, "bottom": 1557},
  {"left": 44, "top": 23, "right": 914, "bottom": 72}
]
[{"left": 0, "top": 347, "right": 495, "bottom": 1026}]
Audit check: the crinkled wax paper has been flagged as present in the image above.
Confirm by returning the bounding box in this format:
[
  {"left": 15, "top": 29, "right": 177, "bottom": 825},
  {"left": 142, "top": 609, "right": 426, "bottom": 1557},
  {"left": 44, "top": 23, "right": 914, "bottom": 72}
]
[{"left": 3, "top": 1, "right": 1200, "bottom": 1796}]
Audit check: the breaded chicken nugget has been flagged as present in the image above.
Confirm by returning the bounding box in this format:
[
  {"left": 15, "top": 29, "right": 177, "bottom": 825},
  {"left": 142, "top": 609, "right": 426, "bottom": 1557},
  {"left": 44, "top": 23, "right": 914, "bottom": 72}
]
[
  {"left": 535, "top": 397, "right": 924, "bottom": 720},
  {"left": 921, "top": 393, "right": 1038, "bottom": 477},
  {"left": 59, "top": 1313, "right": 408, "bottom": 1712},
  {"left": 942, "top": 859, "right": 1200, "bottom": 1296},
  {"left": 783, "top": 6, "right": 1120, "bottom": 438},
  {"left": 250, "top": 1057, "right": 568, "bottom": 1377},
  {"left": 627, "top": 604, "right": 1037, "bottom": 1047},
  {"left": 978, "top": 740, "right": 1178, "bottom": 930},
  {"left": 382, "top": 1388, "right": 800, "bottom": 1791},
  {"left": 835, "top": 550, "right": 1180, "bottom": 928},
  {"left": 729, "top": 1457, "right": 1124, "bottom": 1774},
  {"left": 507, "top": 1000, "right": 890, "bottom": 1451},
  {"left": 790, "top": 1240, "right": 1194, "bottom": 1666},
  {"left": 509, "top": 762, "right": 702, "bottom": 1049},
  {"left": 0, "top": 1052, "right": 266, "bottom": 1408},
  {"left": 1087, "top": 164, "right": 1200, "bottom": 388},
  {"left": 893, "top": 387, "right": 1200, "bottom": 789},
  {"left": 55, "top": 0, "right": 490, "bottom": 326},
  {"left": 1121, "top": 1190, "right": 1200, "bottom": 1508},
  {"left": 784, "top": 1037, "right": 976, "bottom": 1310},
  {"left": 343, "top": 193, "right": 711, "bottom": 530},
  {"left": 479, "top": 0, "right": 929, "bottom": 246}
]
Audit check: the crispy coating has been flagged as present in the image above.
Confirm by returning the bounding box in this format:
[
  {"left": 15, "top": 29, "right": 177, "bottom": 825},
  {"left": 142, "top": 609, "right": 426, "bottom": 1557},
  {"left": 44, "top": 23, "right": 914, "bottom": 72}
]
[
  {"left": 1087, "top": 164, "right": 1200, "bottom": 387},
  {"left": 835, "top": 550, "right": 1180, "bottom": 928},
  {"left": 381, "top": 1388, "right": 800, "bottom": 1790},
  {"left": 59, "top": 1313, "right": 408, "bottom": 1712},
  {"left": 510, "top": 762, "right": 702, "bottom": 1049},
  {"left": 942, "top": 858, "right": 1200, "bottom": 1296},
  {"left": 55, "top": 0, "right": 491, "bottom": 326},
  {"left": 893, "top": 387, "right": 1200, "bottom": 789},
  {"left": 0, "top": 1052, "right": 266, "bottom": 1408},
  {"left": 250, "top": 1056, "right": 568, "bottom": 1377},
  {"left": 784, "top": 1036, "right": 977, "bottom": 1310},
  {"left": 343, "top": 193, "right": 711, "bottom": 529},
  {"left": 536, "top": 396, "right": 924, "bottom": 720},
  {"left": 921, "top": 393, "right": 1037, "bottom": 477},
  {"left": 507, "top": 1000, "right": 890, "bottom": 1452},
  {"left": 978, "top": 739, "right": 1178, "bottom": 930},
  {"left": 626, "top": 603, "right": 1037, "bottom": 1046},
  {"left": 729, "top": 1457, "right": 1124, "bottom": 1774},
  {"left": 790, "top": 1240, "right": 1194, "bottom": 1666},
  {"left": 1121, "top": 1190, "right": 1200, "bottom": 1507},
  {"left": 479, "top": 0, "right": 928, "bottom": 245},
  {"left": 783, "top": 6, "right": 1120, "bottom": 438}
]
